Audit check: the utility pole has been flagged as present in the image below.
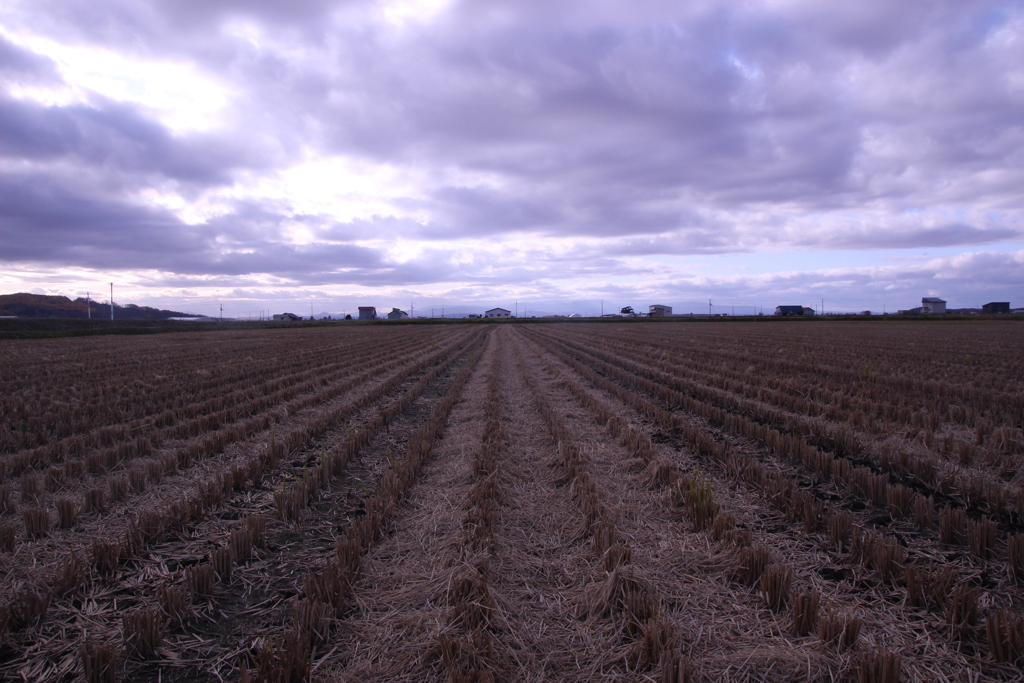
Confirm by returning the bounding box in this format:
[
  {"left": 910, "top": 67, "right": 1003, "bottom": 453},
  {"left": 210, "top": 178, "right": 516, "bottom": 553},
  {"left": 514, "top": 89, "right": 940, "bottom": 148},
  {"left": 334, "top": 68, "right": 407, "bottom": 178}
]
[
  {"left": 709, "top": 299, "right": 712, "bottom": 316},
  {"left": 110, "top": 283, "right": 114, "bottom": 321},
  {"left": 411, "top": 302, "right": 414, "bottom": 318},
  {"left": 220, "top": 304, "right": 223, "bottom": 321},
  {"left": 87, "top": 292, "right": 91, "bottom": 319},
  {"left": 601, "top": 300, "right": 603, "bottom": 317},
  {"left": 515, "top": 301, "right": 518, "bottom": 318}
]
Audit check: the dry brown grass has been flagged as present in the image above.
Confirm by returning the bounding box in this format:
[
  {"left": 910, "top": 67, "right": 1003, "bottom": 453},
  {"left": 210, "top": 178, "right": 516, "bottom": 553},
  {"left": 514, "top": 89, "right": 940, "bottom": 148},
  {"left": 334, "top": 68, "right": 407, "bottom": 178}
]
[
  {"left": 939, "top": 506, "right": 967, "bottom": 544},
  {"left": 857, "top": 649, "right": 902, "bottom": 683},
  {"left": 5, "top": 323, "right": 1024, "bottom": 682},
  {"left": 185, "top": 564, "right": 215, "bottom": 601},
  {"left": 792, "top": 589, "right": 820, "bottom": 636},
  {"left": 55, "top": 497, "right": 76, "bottom": 528},
  {"left": 80, "top": 638, "right": 119, "bottom": 683},
  {"left": 54, "top": 553, "right": 86, "bottom": 597},
  {"left": 987, "top": 609, "right": 1024, "bottom": 665},
  {"left": 90, "top": 540, "right": 120, "bottom": 576},
  {"left": 818, "top": 611, "right": 862, "bottom": 650},
  {"left": 905, "top": 564, "right": 956, "bottom": 610},
  {"left": 157, "top": 584, "right": 189, "bottom": 630},
  {"left": 83, "top": 487, "right": 105, "bottom": 513},
  {"left": 212, "top": 546, "right": 233, "bottom": 583},
  {"left": 945, "top": 583, "right": 980, "bottom": 637},
  {"left": 0, "top": 523, "right": 16, "bottom": 552},
  {"left": 968, "top": 518, "right": 998, "bottom": 560},
  {"left": 760, "top": 563, "right": 793, "bottom": 611},
  {"left": 22, "top": 507, "right": 49, "bottom": 538},
  {"left": 736, "top": 544, "right": 772, "bottom": 586},
  {"left": 122, "top": 607, "right": 162, "bottom": 660},
  {"left": 1010, "top": 533, "right": 1024, "bottom": 584}
]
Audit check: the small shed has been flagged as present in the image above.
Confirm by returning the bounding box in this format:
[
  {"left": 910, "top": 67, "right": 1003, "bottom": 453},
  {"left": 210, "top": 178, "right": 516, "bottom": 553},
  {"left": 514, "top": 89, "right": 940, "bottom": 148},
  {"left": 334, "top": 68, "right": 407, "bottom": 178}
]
[
  {"left": 272, "top": 312, "right": 301, "bottom": 321},
  {"left": 649, "top": 304, "right": 673, "bottom": 317},
  {"left": 982, "top": 302, "right": 1010, "bottom": 314},
  {"left": 921, "top": 297, "right": 946, "bottom": 314},
  {"left": 387, "top": 308, "right": 409, "bottom": 320},
  {"left": 774, "top": 306, "right": 805, "bottom": 316},
  {"left": 485, "top": 307, "right": 511, "bottom": 319},
  {"left": 358, "top": 306, "right": 377, "bottom": 320}
]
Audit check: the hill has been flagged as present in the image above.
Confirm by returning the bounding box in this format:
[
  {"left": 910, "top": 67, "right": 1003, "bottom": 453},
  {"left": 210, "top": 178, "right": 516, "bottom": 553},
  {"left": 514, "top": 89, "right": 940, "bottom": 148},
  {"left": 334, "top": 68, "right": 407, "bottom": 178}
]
[{"left": 0, "top": 293, "right": 194, "bottom": 320}]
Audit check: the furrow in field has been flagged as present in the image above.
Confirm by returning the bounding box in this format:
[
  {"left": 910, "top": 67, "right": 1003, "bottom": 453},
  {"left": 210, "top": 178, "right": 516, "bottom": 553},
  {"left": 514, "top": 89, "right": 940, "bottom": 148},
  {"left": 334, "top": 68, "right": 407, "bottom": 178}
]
[
  {"left": 0, "top": 329, "right": 471, "bottom": 547},
  {"left": 0, "top": 331, "right": 481, "bottom": 653},
  {"left": 525, "top": 326, "right": 1024, "bottom": 681},
  {"left": 231, "top": 328, "right": 491, "bottom": 682},
  {"left": 1, "top": 327, "right": 426, "bottom": 456},
  {"left": 1, "top": 328, "right": 434, "bottom": 476},
  {"left": 516, "top": 329, "right": 853, "bottom": 680}
]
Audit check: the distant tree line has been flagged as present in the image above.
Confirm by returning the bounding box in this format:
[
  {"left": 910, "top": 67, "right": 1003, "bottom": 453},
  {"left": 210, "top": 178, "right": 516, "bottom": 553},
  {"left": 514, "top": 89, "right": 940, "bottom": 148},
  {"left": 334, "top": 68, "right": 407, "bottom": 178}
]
[{"left": 0, "top": 293, "right": 192, "bottom": 320}]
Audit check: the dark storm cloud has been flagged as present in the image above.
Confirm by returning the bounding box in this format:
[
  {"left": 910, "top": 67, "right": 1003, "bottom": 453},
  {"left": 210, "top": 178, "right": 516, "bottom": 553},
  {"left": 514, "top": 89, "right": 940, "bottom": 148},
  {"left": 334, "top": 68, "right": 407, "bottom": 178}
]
[
  {"left": 0, "top": 34, "right": 59, "bottom": 83},
  {"left": 0, "top": 172, "right": 389, "bottom": 281},
  {"left": 0, "top": 168, "right": 587, "bottom": 288},
  {"left": 655, "top": 249, "right": 1024, "bottom": 310},
  {"left": 8, "top": 0, "right": 350, "bottom": 52},
  {"left": 803, "top": 223, "right": 1021, "bottom": 251},
  {"left": 0, "top": 172, "right": 195, "bottom": 263},
  {"left": 0, "top": 96, "right": 257, "bottom": 186},
  {"left": 0, "top": 0, "right": 1022, "bottom": 295}
]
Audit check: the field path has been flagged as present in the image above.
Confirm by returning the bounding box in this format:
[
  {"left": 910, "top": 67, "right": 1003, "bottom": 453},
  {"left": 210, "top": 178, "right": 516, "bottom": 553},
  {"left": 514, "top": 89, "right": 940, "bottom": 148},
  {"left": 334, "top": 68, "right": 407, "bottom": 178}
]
[{"left": 317, "top": 327, "right": 617, "bottom": 682}]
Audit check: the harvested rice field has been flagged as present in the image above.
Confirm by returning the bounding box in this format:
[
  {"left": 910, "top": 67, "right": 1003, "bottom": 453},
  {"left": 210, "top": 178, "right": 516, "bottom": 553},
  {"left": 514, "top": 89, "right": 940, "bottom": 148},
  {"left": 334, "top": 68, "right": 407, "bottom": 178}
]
[{"left": 1, "top": 320, "right": 1023, "bottom": 682}]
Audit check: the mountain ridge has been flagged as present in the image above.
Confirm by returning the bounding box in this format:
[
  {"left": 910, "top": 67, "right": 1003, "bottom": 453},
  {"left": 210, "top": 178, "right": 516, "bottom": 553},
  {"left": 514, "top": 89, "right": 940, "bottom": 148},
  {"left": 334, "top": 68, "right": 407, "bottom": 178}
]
[{"left": 0, "top": 293, "right": 196, "bottom": 320}]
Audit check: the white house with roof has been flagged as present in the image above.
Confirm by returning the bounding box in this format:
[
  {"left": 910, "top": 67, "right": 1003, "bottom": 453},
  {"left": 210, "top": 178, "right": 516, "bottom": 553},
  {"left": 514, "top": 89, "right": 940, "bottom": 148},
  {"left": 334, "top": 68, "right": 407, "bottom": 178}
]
[
  {"left": 921, "top": 297, "right": 946, "bottom": 314},
  {"left": 485, "top": 307, "right": 511, "bottom": 318}
]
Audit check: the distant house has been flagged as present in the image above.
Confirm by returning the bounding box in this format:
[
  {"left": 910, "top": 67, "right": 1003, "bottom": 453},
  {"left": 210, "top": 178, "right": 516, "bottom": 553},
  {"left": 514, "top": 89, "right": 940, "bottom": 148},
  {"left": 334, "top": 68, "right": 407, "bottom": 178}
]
[
  {"left": 387, "top": 308, "right": 409, "bottom": 320},
  {"left": 649, "top": 304, "right": 672, "bottom": 317},
  {"left": 358, "top": 306, "right": 377, "bottom": 320},
  {"left": 485, "top": 307, "right": 511, "bottom": 319},
  {"left": 803, "top": 307, "right": 816, "bottom": 316},
  {"left": 921, "top": 297, "right": 946, "bottom": 314},
  {"left": 982, "top": 302, "right": 1011, "bottom": 314},
  {"left": 272, "top": 312, "right": 301, "bottom": 321},
  {"left": 774, "top": 306, "right": 805, "bottom": 316}
]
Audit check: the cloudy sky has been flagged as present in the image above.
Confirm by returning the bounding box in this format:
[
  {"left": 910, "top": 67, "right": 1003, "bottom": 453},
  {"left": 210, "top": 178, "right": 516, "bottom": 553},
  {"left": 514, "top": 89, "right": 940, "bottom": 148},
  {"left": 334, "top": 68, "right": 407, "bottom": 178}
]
[{"left": 1, "top": 0, "right": 1022, "bottom": 316}]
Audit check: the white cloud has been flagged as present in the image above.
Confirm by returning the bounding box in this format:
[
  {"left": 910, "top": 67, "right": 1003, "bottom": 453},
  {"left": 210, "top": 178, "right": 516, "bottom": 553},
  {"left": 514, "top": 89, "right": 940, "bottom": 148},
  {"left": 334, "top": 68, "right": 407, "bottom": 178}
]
[{"left": 1, "top": 29, "right": 232, "bottom": 133}]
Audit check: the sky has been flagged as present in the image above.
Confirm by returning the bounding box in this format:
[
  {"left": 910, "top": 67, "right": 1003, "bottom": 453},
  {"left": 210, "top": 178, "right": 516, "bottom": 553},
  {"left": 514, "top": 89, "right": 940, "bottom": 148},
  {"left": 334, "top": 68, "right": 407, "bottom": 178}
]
[{"left": 0, "top": 0, "right": 1022, "bottom": 317}]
